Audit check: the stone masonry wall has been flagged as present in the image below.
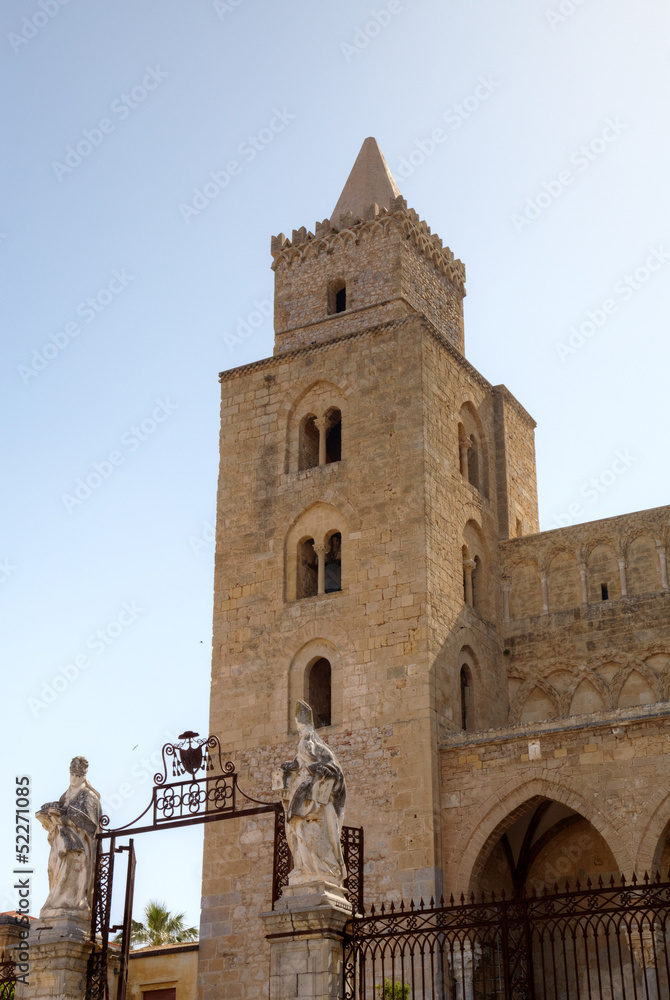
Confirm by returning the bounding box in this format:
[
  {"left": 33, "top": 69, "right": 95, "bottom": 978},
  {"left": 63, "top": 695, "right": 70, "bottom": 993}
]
[
  {"left": 501, "top": 508, "right": 670, "bottom": 725},
  {"left": 272, "top": 209, "right": 465, "bottom": 355},
  {"left": 440, "top": 706, "right": 670, "bottom": 899},
  {"left": 201, "top": 318, "right": 444, "bottom": 1000}
]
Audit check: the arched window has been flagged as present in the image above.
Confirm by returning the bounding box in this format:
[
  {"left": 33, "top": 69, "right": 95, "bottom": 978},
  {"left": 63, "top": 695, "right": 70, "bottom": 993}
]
[
  {"left": 298, "top": 415, "right": 319, "bottom": 471},
  {"left": 328, "top": 279, "right": 346, "bottom": 314},
  {"left": 324, "top": 532, "right": 341, "bottom": 593},
  {"left": 307, "top": 657, "right": 332, "bottom": 728},
  {"left": 460, "top": 665, "right": 472, "bottom": 731},
  {"left": 297, "top": 538, "right": 318, "bottom": 599},
  {"left": 325, "top": 408, "right": 342, "bottom": 464}
]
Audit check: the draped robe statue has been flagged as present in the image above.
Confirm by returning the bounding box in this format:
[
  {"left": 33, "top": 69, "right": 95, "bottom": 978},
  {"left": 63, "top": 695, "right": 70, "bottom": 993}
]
[
  {"left": 36, "top": 756, "right": 101, "bottom": 922},
  {"left": 276, "top": 701, "right": 347, "bottom": 888}
]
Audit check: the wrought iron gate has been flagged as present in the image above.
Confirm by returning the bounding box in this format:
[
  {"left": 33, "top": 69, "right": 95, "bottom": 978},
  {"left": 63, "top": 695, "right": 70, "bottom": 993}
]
[
  {"left": 86, "top": 730, "right": 364, "bottom": 1000},
  {"left": 344, "top": 873, "right": 670, "bottom": 1000}
]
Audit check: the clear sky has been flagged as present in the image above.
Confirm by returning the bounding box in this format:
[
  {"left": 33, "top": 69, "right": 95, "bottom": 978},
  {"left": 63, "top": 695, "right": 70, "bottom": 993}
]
[{"left": 2, "top": 0, "right": 669, "bottom": 932}]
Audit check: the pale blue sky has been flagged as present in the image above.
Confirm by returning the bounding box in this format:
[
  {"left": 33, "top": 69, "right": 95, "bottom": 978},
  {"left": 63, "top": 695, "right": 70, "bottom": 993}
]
[{"left": 2, "top": 0, "right": 669, "bottom": 929}]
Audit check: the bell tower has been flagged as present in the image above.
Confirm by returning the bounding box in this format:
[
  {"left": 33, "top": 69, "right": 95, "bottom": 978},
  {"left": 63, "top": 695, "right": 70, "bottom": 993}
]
[{"left": 197, "top": 138, "right": 539, "bottom": 999}]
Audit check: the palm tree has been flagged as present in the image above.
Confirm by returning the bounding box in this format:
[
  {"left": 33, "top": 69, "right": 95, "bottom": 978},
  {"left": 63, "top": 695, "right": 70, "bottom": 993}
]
[{"left": 115, "top": 900, "right": 198, "bottom": 947}]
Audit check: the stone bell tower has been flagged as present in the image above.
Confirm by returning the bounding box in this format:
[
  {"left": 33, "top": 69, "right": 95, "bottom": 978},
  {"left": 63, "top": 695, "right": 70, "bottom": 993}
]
[{"left": 197, "top": 138, "right": 539, "bottom": 998}]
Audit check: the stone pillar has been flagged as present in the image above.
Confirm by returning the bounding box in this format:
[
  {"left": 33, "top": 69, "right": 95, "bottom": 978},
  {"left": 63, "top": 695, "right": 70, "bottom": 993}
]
[
  {"left": 459, "top": 440, "right": 469, "bottom": 477},
  {"left": 316, "top": 419, "right": 326, "bottom": 467},
  {"left": 463, "top": 559, "right": 475, "bottom": 606},
  {"left": 578, "top": 563, "right": 588, "bottom": 605},
  {"left": 15, "top": 919, "right": 92, "bottom": 1000},
  {"left": 261, "top": 883, "right": 352, "bottom": 1000},
  {"left": 315, "top": 543, "right": 326, "bottom": 596},
  {"left": 539, "top": 573, "right": 549, "bottom": 614},
  {"left": 656, "top": 541, "right": 668, "bottom": 590},
  {"left": 618, "top": 559, "right": 628, "bottom": 597}
]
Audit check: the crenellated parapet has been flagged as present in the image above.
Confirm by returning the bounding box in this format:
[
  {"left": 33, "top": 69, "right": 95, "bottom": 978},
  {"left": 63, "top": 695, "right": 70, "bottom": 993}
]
[{"left": 270, "top": 195, "right": 466, "bottom": 295}]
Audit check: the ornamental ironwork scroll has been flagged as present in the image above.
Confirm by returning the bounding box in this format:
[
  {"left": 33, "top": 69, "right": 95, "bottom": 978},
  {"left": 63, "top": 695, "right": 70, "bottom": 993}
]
[
  {"left": 85, "top": 728, "right": 366, "bottom": 1000},
  {"left": 344, "top": 872, "right": 670, "bottom": 1000}
]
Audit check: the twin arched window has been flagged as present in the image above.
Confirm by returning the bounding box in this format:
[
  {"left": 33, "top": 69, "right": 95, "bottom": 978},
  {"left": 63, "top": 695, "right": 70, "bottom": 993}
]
[
  {"left": 298, "top": 408, "right": 342, "bottom": 471},
  {"left": 458, "top": 406, "right": 488, "bottom": 498},
  {"left": 297, "top": 531, "right": 342, "bottom": 599}
]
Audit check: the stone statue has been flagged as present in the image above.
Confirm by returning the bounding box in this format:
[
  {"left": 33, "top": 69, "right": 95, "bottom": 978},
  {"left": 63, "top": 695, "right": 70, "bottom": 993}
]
[
  {"left": 36, "top": 756, "right": 101, "bottom": 922},
  {"left": 274, "top": 701, "right": 347, "bottom": 888}
]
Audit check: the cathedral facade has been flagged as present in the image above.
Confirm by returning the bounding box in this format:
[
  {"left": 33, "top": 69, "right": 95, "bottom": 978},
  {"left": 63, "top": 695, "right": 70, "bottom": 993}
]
[{"left": 197, "top": 138, "right": 670, "bottom": 999}]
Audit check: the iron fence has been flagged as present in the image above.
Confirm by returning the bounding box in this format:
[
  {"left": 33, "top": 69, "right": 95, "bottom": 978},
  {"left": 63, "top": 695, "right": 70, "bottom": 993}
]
[
  {"left": 344, "top": 873, "right": 670, "bottom": 1000},
  {"left": 0, "top": 961, "right": 15, "bottom": 1000}
]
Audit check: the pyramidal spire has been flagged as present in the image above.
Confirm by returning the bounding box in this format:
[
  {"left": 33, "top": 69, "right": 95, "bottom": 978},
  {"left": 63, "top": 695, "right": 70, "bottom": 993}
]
[{"left": 331, "top": 137, "right": 401, "bottom": 222}]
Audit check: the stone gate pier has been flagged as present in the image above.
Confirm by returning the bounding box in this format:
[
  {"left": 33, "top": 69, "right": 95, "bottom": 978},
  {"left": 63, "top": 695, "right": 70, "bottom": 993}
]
[{"left": 261, "top": 882, "right": 351, "bottom": 1000}]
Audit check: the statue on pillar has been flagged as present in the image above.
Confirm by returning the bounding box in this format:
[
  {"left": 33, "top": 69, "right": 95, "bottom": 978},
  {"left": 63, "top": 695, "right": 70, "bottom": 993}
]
[
  {"left": 36, "top": 756, "right": 101, "bottom": 923},
  {"left": 274, "top": 701, "right": 347, "bottom": 888}
]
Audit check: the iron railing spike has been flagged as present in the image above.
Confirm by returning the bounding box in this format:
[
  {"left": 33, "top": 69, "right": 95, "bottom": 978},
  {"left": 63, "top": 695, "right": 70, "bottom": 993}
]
[
  {"left": 501, "top": 888, "right": 507, "bottom": 901},
  {"left": 598, "top": 876, "right": 603, "bottom": 888},
  {"left": 609, "top": 875, "right": 615, "bottom": 887},
  {"left": 440, "top": 895, "right": 445, "bottom": 907},
  {"left": 655, "top": 870, "right": 661, "bottom": 883},
  {"left": 554, "top": 882, "right": 559, "bottom": 894},
  {"left": 631, "top": 872, "right": 637, "bottom": 885},
  {"left": 409, "top": 898, "right": 415, "bottom": 911},
  {"left": 400, "top": 899, "right": 404, "bottom": 912},
  {"left": 643, "top": 871, "right": 649, "bottom": 884},
  {"left": 469, "top": 892, "right": 475, "bottom": 904},
  {"left": 419, "top": 897, "right": 424, "bottom": 909},
  {"left": 449, "top": 894, "right": 454, "bottom": 906},
  {"left": 575, "top": 879, "right": 581, "bottom": 891},
  {"left": 586, "top": 877, "right": 592, "bottom": 889},
  {"left": 429, "top": 896, "right": 434, "bottom": 908},
  {"left": 460, "top": 892, "right": 465, "bottom": 905}
]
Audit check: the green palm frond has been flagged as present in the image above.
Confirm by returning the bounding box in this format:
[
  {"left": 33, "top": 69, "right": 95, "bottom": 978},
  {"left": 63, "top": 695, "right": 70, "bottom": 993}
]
[{"left": 114, "top": 900, "right": 198, "bottom": 946}]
